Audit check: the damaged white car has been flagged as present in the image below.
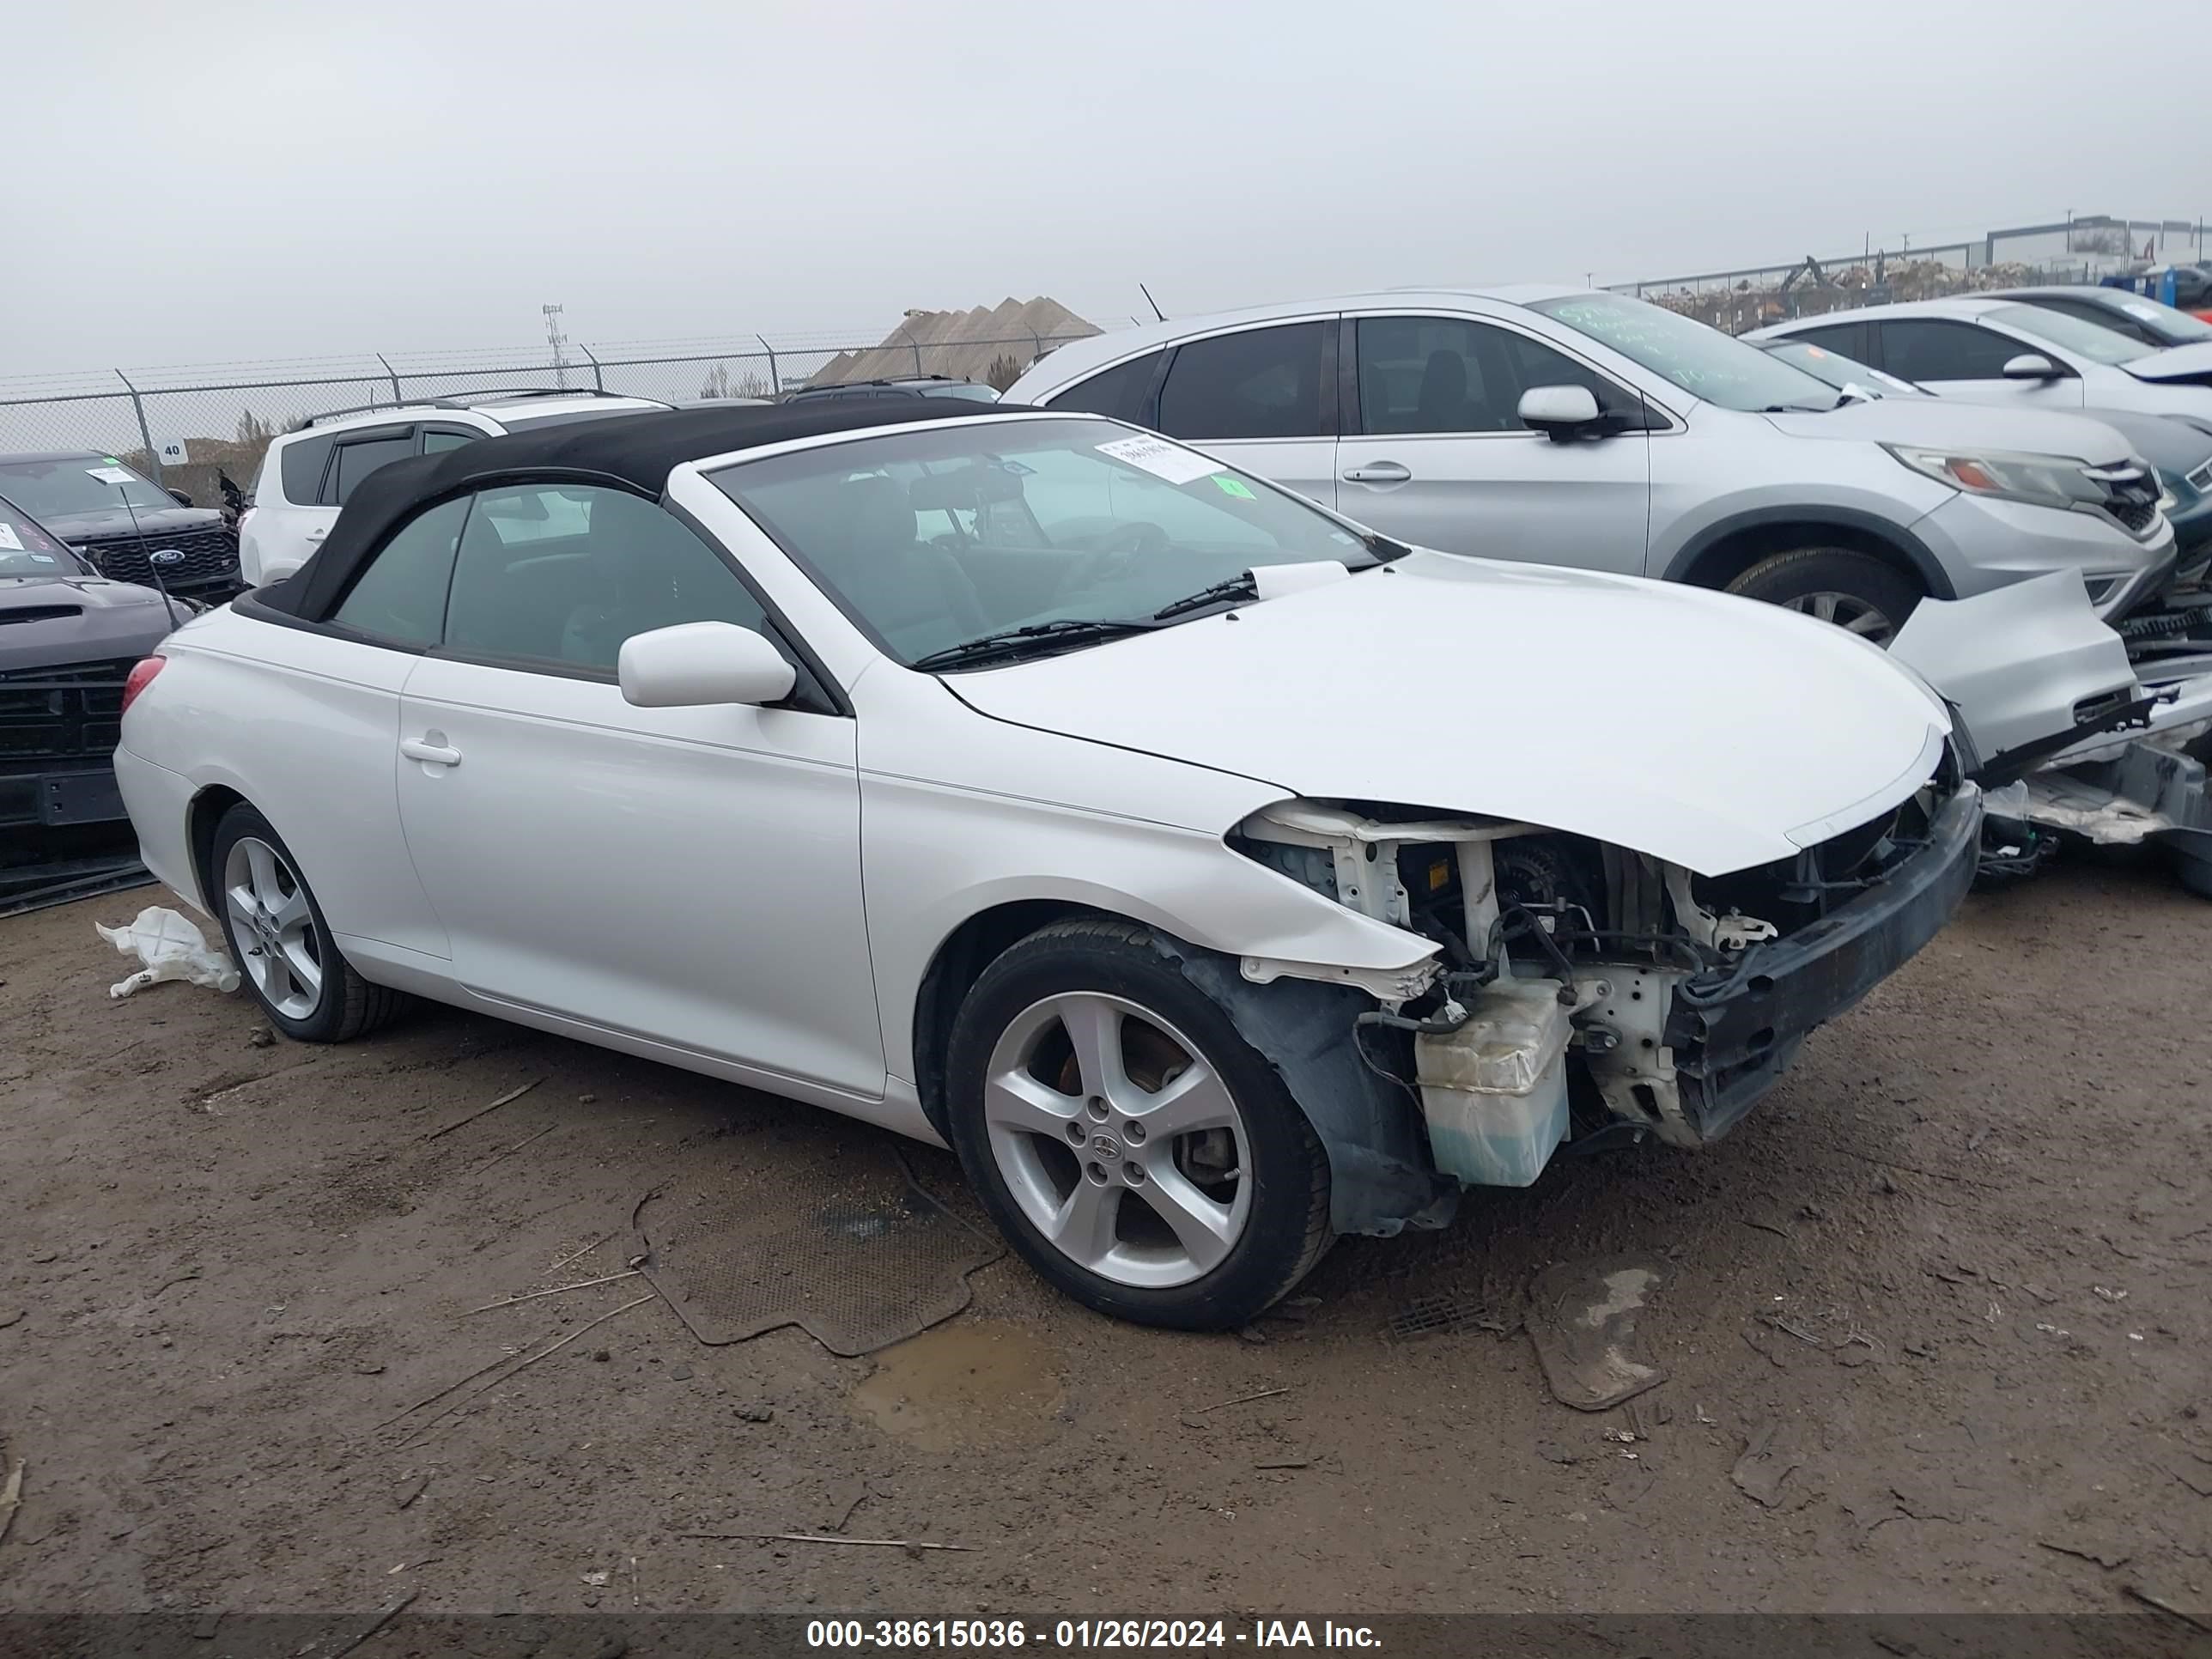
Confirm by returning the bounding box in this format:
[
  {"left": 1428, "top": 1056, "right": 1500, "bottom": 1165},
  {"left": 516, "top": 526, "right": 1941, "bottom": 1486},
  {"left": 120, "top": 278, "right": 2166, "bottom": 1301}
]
[{"left": 114, "top": 404, "right": 1981, "bottom": 1328}]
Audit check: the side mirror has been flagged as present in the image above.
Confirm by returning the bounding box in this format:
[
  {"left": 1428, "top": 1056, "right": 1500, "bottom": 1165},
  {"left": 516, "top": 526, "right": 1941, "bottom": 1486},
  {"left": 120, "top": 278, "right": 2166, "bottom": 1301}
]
[
  {"left": 618, "top": 621, "right": 796, "bottom": 708},
  {"left": 167, "top": 488, "right": 194, "bottom": 507},
  {"left": 1517, "top": 384, "right": 1603, "bottom": 439},
  {"left": 2002, "top": 353, "right": 2063, "bottom": 381}
]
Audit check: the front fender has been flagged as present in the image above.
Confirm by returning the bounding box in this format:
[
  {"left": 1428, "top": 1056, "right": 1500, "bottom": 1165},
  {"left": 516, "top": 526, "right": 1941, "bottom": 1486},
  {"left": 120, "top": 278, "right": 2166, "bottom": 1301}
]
[
  {"left": 861, "top": 771, "right": 1440, "bottom": 1088},
  {"left": 1656, "top": 499, "right": 1956, "bottom": 599}
]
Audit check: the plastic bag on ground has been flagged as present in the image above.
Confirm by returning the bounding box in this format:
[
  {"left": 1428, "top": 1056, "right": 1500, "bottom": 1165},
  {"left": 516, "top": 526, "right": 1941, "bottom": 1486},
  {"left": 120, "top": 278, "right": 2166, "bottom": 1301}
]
[{"left": 94, "top": 907, "right": 240, "bottom": 1000}]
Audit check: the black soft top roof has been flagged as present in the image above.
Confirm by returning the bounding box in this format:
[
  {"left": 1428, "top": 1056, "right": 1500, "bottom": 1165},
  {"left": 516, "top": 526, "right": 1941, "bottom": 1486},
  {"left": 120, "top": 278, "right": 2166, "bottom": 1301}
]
[{"left": 259, "top": 398, "right": 1039, "bottom": 621}]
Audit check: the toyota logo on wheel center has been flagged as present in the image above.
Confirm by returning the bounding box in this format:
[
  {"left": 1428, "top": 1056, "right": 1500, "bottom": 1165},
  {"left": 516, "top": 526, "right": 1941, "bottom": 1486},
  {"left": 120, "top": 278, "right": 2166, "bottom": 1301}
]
[{"left": 1091, "top": 1133, "right": 1122, "bottom": 1160}]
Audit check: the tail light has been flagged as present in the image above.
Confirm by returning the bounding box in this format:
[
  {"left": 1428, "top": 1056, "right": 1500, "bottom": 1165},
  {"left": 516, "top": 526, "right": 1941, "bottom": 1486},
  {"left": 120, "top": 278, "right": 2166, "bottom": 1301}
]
[{"left": 121, "top": 655, "right": 167, "bottom": 715}]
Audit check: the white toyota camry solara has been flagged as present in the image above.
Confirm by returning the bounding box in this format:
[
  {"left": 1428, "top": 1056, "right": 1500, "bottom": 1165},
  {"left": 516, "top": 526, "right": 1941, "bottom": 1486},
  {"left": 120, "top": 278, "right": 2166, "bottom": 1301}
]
[{"left": 115, "top": 402, "right": 1982, "bottom": 1328}]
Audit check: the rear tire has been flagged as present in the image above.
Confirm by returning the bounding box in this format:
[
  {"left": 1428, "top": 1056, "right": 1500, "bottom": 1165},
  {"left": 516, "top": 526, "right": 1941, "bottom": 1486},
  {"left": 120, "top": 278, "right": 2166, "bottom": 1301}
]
[
  {"left": 1725, "top": 548, "right": 1924, "bottom": 646},
  {"left": 208, "top": 803, "right": 404, "bottom": 1043},
  {"left": 944, "top": 916, "right": 1331, "bottom": 1330}
]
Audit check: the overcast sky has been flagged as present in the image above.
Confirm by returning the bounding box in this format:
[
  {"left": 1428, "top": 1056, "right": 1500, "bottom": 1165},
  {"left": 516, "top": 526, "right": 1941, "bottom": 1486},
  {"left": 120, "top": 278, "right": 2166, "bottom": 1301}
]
[{"left": 8, "top": 0, "right": 2206, "bottom": 377}]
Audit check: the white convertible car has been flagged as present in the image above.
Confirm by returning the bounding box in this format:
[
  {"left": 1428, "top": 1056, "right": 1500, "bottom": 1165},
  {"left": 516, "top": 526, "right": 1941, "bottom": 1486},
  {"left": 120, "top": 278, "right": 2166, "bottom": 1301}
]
[{"left": 114, "top": 403, "right": 1980, "bottom": 1328}]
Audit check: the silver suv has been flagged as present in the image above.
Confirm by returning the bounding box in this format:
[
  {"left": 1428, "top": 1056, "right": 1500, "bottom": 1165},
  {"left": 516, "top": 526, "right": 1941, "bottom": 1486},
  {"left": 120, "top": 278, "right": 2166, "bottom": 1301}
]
[{"left": 1006, "top": 287, "right": 2174, "bottom": 641}]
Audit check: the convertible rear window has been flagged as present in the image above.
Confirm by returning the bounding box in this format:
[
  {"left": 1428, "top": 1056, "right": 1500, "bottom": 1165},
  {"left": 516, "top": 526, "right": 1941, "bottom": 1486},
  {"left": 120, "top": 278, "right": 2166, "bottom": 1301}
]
[{"left": 707, "top": 416, "right": 1378, "bottom": 667}]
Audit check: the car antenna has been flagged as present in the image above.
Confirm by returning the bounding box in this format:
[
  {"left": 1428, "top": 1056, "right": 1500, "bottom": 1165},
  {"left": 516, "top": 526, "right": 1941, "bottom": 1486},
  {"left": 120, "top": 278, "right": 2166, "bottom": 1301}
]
[
  {"left": 1139, "top": 283, "right": 1167, "bottom": 322},
  {"left": 103, "top": 465, "right": 186, "bottom": 630}
]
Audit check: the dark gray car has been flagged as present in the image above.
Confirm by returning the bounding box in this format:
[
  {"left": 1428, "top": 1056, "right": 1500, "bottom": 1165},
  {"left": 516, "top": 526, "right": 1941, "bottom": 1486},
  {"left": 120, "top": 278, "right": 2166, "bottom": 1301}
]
[
  {"left": 0, "top": 491, "right": 179, "bottom": 845},
  {"left": 0, "top": 451, "right": 242, "bottom": 598}
]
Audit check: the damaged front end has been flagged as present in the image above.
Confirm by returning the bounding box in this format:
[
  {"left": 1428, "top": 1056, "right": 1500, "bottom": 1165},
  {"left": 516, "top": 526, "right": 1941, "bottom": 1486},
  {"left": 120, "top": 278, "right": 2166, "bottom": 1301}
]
[
  {"left": 1892, "top": 571, "right": 2212, "bottom": 897},
  {"left": 1224, "top": 777, "right": 1978, "bottom": 1218}
]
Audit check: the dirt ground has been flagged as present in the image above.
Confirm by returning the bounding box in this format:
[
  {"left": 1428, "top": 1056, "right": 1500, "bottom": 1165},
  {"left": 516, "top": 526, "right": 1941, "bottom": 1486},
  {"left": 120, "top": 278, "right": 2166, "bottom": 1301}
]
[{"left": 1, "top": 856, "right": 2208, "bottom": 1621}]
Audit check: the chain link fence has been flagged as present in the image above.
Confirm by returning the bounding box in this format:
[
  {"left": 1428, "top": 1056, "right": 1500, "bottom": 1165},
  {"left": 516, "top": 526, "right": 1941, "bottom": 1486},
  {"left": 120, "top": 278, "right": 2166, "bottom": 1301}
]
[
  {"left": 0, "top": 331, "right": 1095, "bottom": 507},
  {"left": 1608, "top": 214, "right": 2208, "bottom": 335},
  {"left": 9, "top": 210, "right": 2204, "bottom": 504}
]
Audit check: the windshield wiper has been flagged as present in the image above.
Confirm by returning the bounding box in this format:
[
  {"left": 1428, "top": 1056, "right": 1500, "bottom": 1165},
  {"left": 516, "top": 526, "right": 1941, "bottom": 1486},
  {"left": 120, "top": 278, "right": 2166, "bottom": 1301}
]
[
  {"left": 909, "top": 617, "right": 1163, "bottom": 671},
  {"left": 1154, "top": 550, "right": 1399, "bottom": 622},
  {"left": 1152, "top": 573, "right": 1258, "bottom": 620}
]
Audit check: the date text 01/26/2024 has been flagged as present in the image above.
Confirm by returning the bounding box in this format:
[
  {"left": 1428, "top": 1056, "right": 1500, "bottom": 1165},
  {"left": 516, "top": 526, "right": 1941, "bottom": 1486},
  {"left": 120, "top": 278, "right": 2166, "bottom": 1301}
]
[{"left": 805, "top": 1620, "right": 1382, "bottom": 1650}]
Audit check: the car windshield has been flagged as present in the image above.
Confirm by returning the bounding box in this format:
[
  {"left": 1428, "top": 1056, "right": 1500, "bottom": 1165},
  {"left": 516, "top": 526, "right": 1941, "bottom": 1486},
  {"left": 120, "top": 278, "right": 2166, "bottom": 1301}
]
[
  {"left": 921, "top": 383, "right": 1002, "bottom": 402},
  {"left": 0, "top": 496, "right": 88, "bottom": 577},
  {"left": 0, "top": 456, "right": 173, "bottom": 518},
  {"left": 709, "top": 416, "right": 1386, "bottom": 667},
  {"left": 1987, "top": 304, "right": 2154, "bottom": 366},
  {"left": 1758, "top": 339, "right": 1928, "bottom": 398},
  {"left": 2078, "top": 293, "right": 2212, "bottom": 345},
  {"left": 1529, "top": 294, "right": 1843, "bottom": 412}
]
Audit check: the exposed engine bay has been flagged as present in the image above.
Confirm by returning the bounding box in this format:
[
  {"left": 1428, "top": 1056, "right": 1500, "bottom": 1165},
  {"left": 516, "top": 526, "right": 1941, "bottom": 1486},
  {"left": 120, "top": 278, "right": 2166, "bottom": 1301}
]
[
  {"left": 1231, "top": 767, "right": 1975, "bottom": 1186},
  {"left": 1202, "top": 575, "right": 2212, "bottom": 1212}
]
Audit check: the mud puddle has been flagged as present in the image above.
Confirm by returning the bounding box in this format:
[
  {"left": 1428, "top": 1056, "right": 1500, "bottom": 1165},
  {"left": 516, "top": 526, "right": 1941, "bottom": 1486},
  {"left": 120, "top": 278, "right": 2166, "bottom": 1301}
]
[{"left": 850, "top": 1320, "right": 1066, "bottom": 1451}]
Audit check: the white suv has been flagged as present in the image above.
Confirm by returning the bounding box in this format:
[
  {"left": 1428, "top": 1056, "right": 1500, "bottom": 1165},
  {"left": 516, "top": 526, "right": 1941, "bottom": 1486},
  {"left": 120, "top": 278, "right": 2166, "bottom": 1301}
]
[{"left": 239, "top": 389, "right": 671, "bottom": 585}]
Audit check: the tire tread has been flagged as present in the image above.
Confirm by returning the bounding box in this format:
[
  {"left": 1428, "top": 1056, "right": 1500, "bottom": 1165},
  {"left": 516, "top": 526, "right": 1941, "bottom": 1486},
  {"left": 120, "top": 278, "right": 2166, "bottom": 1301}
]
[{"left": 1724, "top": 546, "right": 1925, "bottom": 635}]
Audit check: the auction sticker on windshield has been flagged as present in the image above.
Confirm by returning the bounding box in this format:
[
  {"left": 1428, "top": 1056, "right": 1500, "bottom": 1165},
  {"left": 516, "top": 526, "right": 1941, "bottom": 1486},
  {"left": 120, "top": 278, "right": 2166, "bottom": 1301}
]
[
  {"left": 86, "top": 466, "right": 137, "bottom": 485},
  {"left": 0, "top": 523, "right": 22, "bottom": 552},
  {"left": 1096, "top": 434, "right": 1222, "bottom": 486}
]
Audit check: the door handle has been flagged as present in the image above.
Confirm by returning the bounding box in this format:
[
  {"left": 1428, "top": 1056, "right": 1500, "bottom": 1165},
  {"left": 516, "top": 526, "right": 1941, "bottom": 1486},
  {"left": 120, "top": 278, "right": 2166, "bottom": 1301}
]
[
  {"left": 305, "top": 529, "right": 328, "bottom": 542},
  {"left": 1341, "top": 461, "right": 1412, "bottom": 484},
  {"left": 399, "top": 737, "right": 462, "bottom": 768}
]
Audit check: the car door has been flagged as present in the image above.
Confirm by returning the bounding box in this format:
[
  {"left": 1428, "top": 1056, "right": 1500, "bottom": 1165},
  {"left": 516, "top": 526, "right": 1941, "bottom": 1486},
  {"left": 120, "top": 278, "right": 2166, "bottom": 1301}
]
[
  {"left": 392, "top": 481, "right": 884, "bottom": 1097},
  {"left": 1149, "top": 320, "right": 1339, "bottom": 508},
  {"left": 246, "top": 424, "right": 462, "bottom": 584},
  {"left": 1334, "top": 312, "right": 1652, "bottom": 573},
  {"left": 251, "top": 495, "right": 467, "bottom": 963},
  {"left": 1875, "top": 319, "right": 2087, "bottom": 410},
  {"left": 242, "top": 430, "right": 337, "bottom": 584},
  {"left": 300, "top": 427, "right": 421, "bottom": 568}
]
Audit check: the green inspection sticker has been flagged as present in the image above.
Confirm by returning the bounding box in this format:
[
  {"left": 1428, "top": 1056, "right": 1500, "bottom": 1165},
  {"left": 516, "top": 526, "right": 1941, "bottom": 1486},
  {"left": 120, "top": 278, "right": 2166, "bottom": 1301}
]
[{"left": 1212, "top": 474, "right": 1256, "bottom": 499}]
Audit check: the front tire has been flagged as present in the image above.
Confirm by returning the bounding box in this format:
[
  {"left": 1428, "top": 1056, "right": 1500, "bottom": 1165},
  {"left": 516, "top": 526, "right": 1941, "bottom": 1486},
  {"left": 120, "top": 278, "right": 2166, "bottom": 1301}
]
[
  {"left": 944, "top": 917, "right": 1331, "bottom": 1330},
  {"left": 1725, "top": 548, "right": 1924, "bottom": 646},
  {"left": 208, "top": 803, "right": 404, "bottom": 1043}
]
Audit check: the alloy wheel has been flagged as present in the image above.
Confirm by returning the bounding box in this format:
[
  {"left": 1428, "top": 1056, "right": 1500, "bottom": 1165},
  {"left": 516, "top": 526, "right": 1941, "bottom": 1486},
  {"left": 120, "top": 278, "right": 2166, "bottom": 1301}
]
[
  {"left": 222, "top": 836, "right": 324, "bottom": 1021},
  {"left": 982, "top": 993, "right": 1253, "bottom": 1289},
  {"left": 1784, "top": 589, "right": 1895, "bottom": 643}
]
